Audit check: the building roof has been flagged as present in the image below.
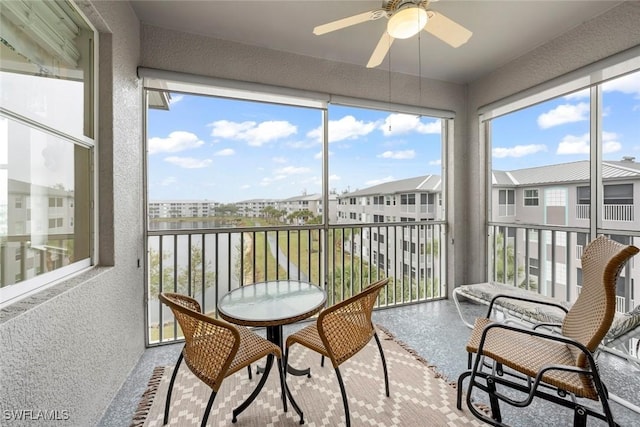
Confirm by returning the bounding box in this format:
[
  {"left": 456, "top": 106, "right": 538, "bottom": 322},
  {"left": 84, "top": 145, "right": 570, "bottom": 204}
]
[
  {"left": 341, "top": 175, "right": 441, "bottom": 197},
  {"left": 280, "top": 193, "right": 322, "bottom": 202},
  {"left": 492, "top": 159, "right": 640, "bottom": 186}
]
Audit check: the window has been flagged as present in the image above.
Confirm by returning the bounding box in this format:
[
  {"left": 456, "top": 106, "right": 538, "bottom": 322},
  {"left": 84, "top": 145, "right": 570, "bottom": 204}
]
[
  {"left": 577, "top": 186, "right": 590, "bottom": 204},
  {"left": 524, "top": 189, "right": 539, "bottom": 206},
  {"left": 498, "top": 189, "right": 515, "bottom": 216},
  {"left": 401, "top": 194, "right": 416, "bottom": 205},
  {"left": 604, "top": 184, "right": 633, "bottom": 205},
  {"left": 577, "top": 184, "right": 633, "bottom": 205},
  {"left": 0, "top": 1, "right": 96, "bottom": 305}
]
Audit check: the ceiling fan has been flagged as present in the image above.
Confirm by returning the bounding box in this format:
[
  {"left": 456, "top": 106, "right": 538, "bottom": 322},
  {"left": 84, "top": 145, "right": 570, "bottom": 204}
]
[{"left": 313, "top": 0, "right": 472, "bottom": 68}]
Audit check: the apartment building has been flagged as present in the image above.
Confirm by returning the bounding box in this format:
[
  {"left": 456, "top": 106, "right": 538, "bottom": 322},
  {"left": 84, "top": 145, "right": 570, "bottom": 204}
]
[
  {"left": 2, "top": 180, "right": 77, "bottom": 287},
  {"left": 234, "top": 199, "right": 278, "bottom": 218},
  {"left": 278, "top": 193, "right": 338, "bottom": 223},
  {"left": 335, "top": 175, "right": 444, "bottom": 285},
  {"left": 335, "top": 160, "right": 639, "bottom": 310},
  {"left": 492, "top": 158, "right": 639, "bottom": 310},
  {"left": 148, "top": 200, "right": 220, "bottom": 219}
]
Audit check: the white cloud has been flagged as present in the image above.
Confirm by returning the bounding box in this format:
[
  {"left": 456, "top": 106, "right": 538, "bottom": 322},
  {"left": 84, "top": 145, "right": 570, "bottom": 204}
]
[
  {"left": 429, "top": 159, "right": 441, "bottom": 166},
  {"left": 307, "top": 115, "right": 377, "bottom": 143},
  {"left": 329, "top": 174, "right": 341, "bottom": 182},
  {"left": 274, "top": 166, "right": 310, "bottom": 175},
  {"left": 214, "top": 148, "right": 234, "bottom": 156},
  {"left": 287, "top": 140, "right": 319, "bottom": 149},
  {"left": 381, "top": 114, "right": 441, "bottom": 136},
  {"left": 240, "top": 184, "right": 251, "bottom": 189},
  {"left": 377, "top": 150, "right": 416, "bottom": 159},
  {"left": 148, "top": 131, "right": 204, "bottom": 154},
  {"left": 161, "top": 176, "right": 177, "bottom": 186},
  {"left": 164, "top": 156, "right": 212, "bottom": 168},
  {"left": 492, "top": 144, "right": 547, "bottom": 158},
  {"left": 365, "top": 176, "right": 394, "bottom": 186},
  {"left": 272, "top": 156, "right": 287, "bottom": 163},
  {"left": 556, "top": 132, "right": 622, "bottom": 155},
  {"left": 603, "top": 72, "right": 640, "bottom": 98},
  {"left": 209, "top": 119, "right": 297, "bottom": 147},
  {"left": 537, "top": 103, "right": 589, "bottom": 129}
]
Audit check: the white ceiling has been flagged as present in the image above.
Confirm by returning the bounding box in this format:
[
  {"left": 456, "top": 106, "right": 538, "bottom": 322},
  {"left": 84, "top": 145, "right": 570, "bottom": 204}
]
[{"left": 130, "top": 0, "right": 623, "bottom": 84}]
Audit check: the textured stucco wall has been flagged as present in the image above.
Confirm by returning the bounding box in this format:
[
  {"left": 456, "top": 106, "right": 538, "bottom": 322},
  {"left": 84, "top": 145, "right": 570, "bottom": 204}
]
[
  {"left": 140, "top": 24, "right": 468, "bottom": 296},
  {"left": 0, "top": 1, "right": 145, "bottom": 426},
  {"left": 460, "top": 1, "right": 640, "bottom": 287}
]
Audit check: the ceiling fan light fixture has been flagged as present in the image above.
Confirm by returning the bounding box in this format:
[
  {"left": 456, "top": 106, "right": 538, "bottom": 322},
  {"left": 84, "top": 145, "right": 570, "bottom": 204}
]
[{"left": 387, "top": 6, "right": 428, "bottom": 39}]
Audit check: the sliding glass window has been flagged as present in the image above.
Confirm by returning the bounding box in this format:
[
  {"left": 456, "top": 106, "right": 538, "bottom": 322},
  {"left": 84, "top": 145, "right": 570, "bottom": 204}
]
[
  {"left": 485, "top": 64, "right": 640, "bottom": 316},
  {"left": 0, "top": 1, "right": 95, "bottom": 306},
  {"left": 142, "top": 73, "right": 452, "bottom": 343}
]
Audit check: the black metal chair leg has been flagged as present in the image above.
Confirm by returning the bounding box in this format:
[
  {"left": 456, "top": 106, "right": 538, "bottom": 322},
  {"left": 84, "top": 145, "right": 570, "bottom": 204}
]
[
  {"left": 200, "top": 390, "right": 217, "bottom": 427},
  {"left": 321, "top": 355, "right": 325, "bottom": 367},
  {"left": 247, "top": 365, "right": 252, "bottom": 380},
  {"left": 163, "top": 351, "right": 184, "bottom": 425},
  {"left": 284, "top": 347, "right": 305, "bottom": 424},
  {"left": 277, "top": 356, "right": 288, "bottom": 413},
  {"left": 373, "top": 332, "right": 390, "bottom": 397},
  {"left": 456, "top": 370, "right": 471, "bottom": 410},
  {"left": 335, "top": 367, "right": 351, "bottom": 427},
  {"left": 487, "top": 376, "right": 502, "bottom": 423},
  {"left": 233, "top": 355, "right": 274, "bottom": 422},
  {"left": 574, "top": 405, "right": 587, "bottom": 427}
]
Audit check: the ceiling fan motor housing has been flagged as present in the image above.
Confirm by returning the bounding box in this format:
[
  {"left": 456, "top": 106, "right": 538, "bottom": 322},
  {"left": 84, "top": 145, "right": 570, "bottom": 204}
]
[{"left": 384, "top": 0, "right": 430, "bottom": 14}]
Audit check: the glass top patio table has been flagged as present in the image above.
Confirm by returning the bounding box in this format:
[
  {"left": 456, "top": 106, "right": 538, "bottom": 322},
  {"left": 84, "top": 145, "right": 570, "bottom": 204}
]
[{"left": 217, "top": 280, "right": 326, "bottom": 327}]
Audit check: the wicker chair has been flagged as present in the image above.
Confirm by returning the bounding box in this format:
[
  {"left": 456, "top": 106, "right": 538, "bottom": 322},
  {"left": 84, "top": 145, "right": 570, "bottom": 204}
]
[
  {"left": 284, "top": 278, "right": 390, "bottom": 427},
  {"left": 456, "top": 235, "right": 639, "bottom": 426},
  {"left": 159, "top": 292, "right": 285, "bottom": 426}
]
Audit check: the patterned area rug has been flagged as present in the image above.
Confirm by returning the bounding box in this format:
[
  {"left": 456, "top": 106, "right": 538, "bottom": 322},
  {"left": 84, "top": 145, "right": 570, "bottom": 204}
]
[{"left": 131, "top": 327, "right": 486, "bottom": 426}]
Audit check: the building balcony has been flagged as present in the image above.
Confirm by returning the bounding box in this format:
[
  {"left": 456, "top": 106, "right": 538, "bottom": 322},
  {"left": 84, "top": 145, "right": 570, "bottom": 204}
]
[{"left": 576, "top": 204, "right": 635, "bottom": 222}]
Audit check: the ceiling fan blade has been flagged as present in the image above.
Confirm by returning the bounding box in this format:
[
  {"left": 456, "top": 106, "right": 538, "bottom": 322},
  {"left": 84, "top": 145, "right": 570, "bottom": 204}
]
[
  {"left": 313, "top": 9, "right": 384, "bottom": 35},
  {"left": 424, "top": 11, "right": 472, "bottom": 48},
  {"left": 367, "top": 32, "right": 394, "bottom": 68}
]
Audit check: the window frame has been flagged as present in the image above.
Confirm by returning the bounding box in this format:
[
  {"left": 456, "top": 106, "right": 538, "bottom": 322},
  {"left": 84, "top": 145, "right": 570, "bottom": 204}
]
[{"left": 0, "top": 1, "right": 98, "bottom": 308}]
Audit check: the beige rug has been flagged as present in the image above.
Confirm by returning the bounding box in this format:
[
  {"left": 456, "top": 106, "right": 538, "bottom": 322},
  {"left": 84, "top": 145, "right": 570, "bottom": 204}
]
[{"left": 131, "top": 327, "right": 487, "bottom": 426}]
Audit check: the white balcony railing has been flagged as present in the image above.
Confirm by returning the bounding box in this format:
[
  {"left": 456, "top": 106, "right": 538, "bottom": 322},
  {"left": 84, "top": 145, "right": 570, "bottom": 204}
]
[
  {"left": 575, "top": 204, "right": 634, "bottom": 221},
  {"left": 604, "top": 204, "right": 634, "bottom": 222},
  {"left": 147, "top": 220, "right": 447, "bottom": 345},
  {"left": 576, "top": 204, "right": 590, "bottom": 220}
]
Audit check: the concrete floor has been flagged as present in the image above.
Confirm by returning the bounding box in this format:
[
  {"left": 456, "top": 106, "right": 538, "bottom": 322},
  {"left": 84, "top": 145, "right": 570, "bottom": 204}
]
[{"left": 99, "top": 299, "right": 640, "bottom": 426}]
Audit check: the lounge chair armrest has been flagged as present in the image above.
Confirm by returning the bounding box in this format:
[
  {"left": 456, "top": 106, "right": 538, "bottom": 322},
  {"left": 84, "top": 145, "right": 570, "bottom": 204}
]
[{"left": 478, "top": 322, "right": 596, "bottom": 364}]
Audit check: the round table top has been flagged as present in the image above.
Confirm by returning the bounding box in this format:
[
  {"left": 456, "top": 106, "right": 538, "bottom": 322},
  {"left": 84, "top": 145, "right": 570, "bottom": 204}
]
[{"left": 217, "top": 280, "right": 327, "bottom": 327}]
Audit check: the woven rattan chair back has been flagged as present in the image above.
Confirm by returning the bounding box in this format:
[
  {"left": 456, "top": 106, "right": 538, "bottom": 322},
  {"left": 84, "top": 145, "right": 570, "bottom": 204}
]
[
  {"left": 561, "top": 235, "right": 639, "bottom": 368},
  {"left": 159, "top": 292, "right": 240, "bottom": 393},
  {"left": 318, "top": 278, "right": 389, "bottom": 367}
]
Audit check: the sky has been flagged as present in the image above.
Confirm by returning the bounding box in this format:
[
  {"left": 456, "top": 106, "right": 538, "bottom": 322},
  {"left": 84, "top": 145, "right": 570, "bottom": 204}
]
[
  {"left": 147, "top": 71, "right": 640, "bottom": 203},
  {"left": 491, "top": 71, "right": 640, "bottom": 171}
]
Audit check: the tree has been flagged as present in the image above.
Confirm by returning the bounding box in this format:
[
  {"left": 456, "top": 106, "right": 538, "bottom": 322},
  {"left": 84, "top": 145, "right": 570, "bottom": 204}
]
[
  {"left": 177, "top": 246, "right": 216, "bottom": 295},
  {"left": 216, "top": 203, "right": 239, "bottom": 216},
  {"left": 493, "top": 231, "right": 524, "bottom": 286},
  {"left": 148, "top": 245, "right": 216, "bottom": 298},
  {"left": 147, "top": 248, "right": 174, "bottom": 297}
]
